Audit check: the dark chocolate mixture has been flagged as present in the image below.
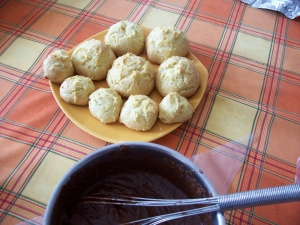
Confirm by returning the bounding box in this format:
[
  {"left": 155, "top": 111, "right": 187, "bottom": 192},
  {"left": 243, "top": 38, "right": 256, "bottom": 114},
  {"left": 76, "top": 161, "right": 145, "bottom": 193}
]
[{"left": 57, "top": 150, "right": 213, "bottom": 225}]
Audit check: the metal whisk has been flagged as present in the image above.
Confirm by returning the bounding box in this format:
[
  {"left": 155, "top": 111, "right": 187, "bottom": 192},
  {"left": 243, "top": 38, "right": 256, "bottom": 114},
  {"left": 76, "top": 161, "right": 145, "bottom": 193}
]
[{"left": 78, "top": 184, "right": 300, "bottom": 225}]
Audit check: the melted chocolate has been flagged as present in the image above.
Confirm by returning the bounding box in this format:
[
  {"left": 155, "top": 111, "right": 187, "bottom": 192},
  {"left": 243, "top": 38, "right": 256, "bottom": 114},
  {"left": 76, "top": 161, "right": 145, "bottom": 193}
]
[{"left": 56, "top": 148, "right": 213, "bottom": 225}]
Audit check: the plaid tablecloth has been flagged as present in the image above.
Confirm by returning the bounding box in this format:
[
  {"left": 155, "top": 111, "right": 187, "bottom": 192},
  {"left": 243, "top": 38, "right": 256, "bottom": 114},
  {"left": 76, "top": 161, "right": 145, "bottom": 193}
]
[{"left": 1, "top": 0, "right": 300, "bottom": 224}]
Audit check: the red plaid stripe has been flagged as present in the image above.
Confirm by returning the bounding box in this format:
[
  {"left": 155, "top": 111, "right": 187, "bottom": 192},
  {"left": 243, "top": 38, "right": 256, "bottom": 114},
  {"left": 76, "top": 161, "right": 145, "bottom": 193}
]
[
  {"left": 286, "top": 36, "right": 300, "bottom": 48},
  {"left": 240, "top": 24, "right": 274, "bottom": 40},
  {"left": 0, "top": 74, "right": 49, "bottom": 119},
  {"left": 31, "top": 77, "right": 52, "bottom": 92},
  {"left": 0, "top": 85, "right": 29, "bottom": 118},
  {"left": 190, "top": 91, "right": 214, "bottom": 127},
  {"left": 174, "top": 123, "right": 202, "bottom": 142},
  {"left": 218, "top": 91, "right": 259, "bottom": 109},
  {"left": 0, "top": 190, "right": 16, "bottom": 220},
  {"left": 50, "top": 2, "right": 88, "bottom": 17},
  {"left": 238, "top": 13, "right": 290, "bottom": 201},
  {"left": 90, "top": 13, "right": 118, "bottom": 27},
  {"left": 190, "top": 42, "right": 216, "bottom": 59},
  {"left": 177, "top": 0, "right": 200, "bottom": 31},
  {"left": 264, "top": 156, "right": 296, "bottom": 181},
  {"left": 200, "top": 131, "right": 250, "bottom": 170},
  {"left": 276, "top": 109, "right": 300, "bottom": 123},
  {"left": 0, "top": 148, "right": 47, "bottom": 221},
  {"left": 251, "top": 111, "right": 273, "bottom": 152},
  {"left": 0, "top": 1, "right": 54, "bottom": 41},
  {"left": 56, "top": 4, "right": 100, "bottom": 48},
  {"left": 178, "top": 137, "right": 198, "bottom": 157},
  {"left": 0, "top": 121, "right": 42, "bottom": 145},
  {"left": 261, "top": 16, "right": 288, "bottom": 111},
  {"left": 22, "top": 30, "right": 56, "bottom": 46},
  {"left": 194, "top": 11, "right": 229, "bottom": 28},
  {"left": 209, "top": 1, "right": 245, "bottom": 90},
  {"left": 127, "top": 0, "right": 153, "bottom": 23},
  {"left": 0, "top": 33, "right": 16, "bottom": 55},
  {"left": 229, "top": 55, "right": 269, "bottom": 74},
  {"left": 0, "top": 113, "right": 71, "bottom": 221},
  {"left": 51, "top": 137, "right": 95, "bottom": 160},
  {"left": 176, "top": 92, "right": 211, "bottom": 156},
  {"left": 0, "top": 65, "right": 24, "bottom": 82},
  {"left": 7, "top": 196, "right": 44, "bottom": 222}
]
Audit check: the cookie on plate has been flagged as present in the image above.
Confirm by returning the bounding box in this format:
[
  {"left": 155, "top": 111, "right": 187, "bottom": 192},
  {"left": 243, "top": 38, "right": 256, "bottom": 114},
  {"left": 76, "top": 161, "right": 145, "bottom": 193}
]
[
  {"left": 43, "top": 49, "right": 74, "bottom": 84},
  {"left": 145, "top": 26, "right": 189, "bottom": 64},
  {"left": 60, "top": 75, "right": 95, "bottom": 105},
  {"left": 89, "top": 88, "right": 122, "bottom": 124},
  {"left": 119, "top": 95, "right": 158, "bottom": 131},
  {"left": 104, "top": 21, "right": 144, "bottom": 56},
  {"left": 71, "top": 39, "right": 116, "bottom": 81},
  {"left": 106, "top": 53, "right": 155, "bottom": 97},
  {"left": 156, "top": 56, "right": 200, "bottom": 98},
  {"left": 158, "top": 92, "right": 194, "bottom": 124}
]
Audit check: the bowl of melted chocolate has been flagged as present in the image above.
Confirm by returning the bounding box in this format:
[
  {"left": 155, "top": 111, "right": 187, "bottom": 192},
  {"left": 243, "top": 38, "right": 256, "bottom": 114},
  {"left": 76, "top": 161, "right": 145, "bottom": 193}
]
[{"left": 44, "top": 142, "right": 225, "bottom": 225}]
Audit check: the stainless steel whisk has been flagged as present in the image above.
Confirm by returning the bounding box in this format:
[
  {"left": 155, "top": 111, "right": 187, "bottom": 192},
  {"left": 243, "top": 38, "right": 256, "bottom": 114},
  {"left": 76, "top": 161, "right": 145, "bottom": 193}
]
[{"left": 78, "top": 184, "right": 300, "bottom": 225}]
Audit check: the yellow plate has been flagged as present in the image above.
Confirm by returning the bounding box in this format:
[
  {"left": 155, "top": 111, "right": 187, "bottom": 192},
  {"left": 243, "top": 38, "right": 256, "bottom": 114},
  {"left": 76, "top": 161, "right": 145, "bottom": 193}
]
[{"left": 49, "top": 26, "right": 208, "bottom": 143}]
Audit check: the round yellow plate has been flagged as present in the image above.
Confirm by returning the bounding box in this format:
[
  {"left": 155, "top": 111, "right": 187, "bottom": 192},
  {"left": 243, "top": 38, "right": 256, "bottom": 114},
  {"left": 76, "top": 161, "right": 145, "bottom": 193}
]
[{"left": 49, "top": 26, "right": 208, "bottom": 143}]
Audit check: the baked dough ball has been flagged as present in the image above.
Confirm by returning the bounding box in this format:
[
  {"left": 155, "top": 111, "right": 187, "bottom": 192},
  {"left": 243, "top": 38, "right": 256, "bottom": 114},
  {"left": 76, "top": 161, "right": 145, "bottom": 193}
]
[
  {"left": 43, "top": 49, "right": 74, "bottom": 84},
  {"left": 158, "top": 92, "right": 194, "bottom": 124},
  {"left": 104, "top": 21, "right": 144, "bottom": 56},
  {"left": 156, "top": 56, "right": 200, "bottom": 98},
  {"left": 89, "top": 88, "right": 122, "bottom": 124},
  {"left": 71, "top": 39, "right": 116, "bottom": 81},
  {"left": 106, "top": 53, "right": 155, "bottom": 97},
  {"left": 146, "top": 26, "right": 189, "bottom": 64},
  {"left": 60, "top": 75, "right": 95, "bottom": 105},
  {"left": 119, "top": 95, "right": 158, "bottom": 131}
]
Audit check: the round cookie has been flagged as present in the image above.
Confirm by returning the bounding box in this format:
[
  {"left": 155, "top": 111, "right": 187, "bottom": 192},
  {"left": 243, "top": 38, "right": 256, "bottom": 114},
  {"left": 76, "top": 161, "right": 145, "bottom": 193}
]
[
  {"left": 156, "top": 56, "right": 200, "bottom": 98},
  {"left": 158, "top": 92, "right": 194, "bottom": 124},
  {"left": 71, "top": 39, "right": 116, "bottom": 81},
  {"left": 145, "top": 26, "right": 189, "bottom": 64},
  {"left": 60, "top": 75, "right": 95, "bottom": 105},
  {"left": 43, "top": 49, "right": 74, "bottom": 84},
  {"left": 119, "top": 95, "right": 158, "bottom": 131},
  {"left": 89, "top": 88, "right": 122, "bottom": 124},
  {"left": 106, "top": 53, "right": 155, "bottom": 97},
  {"left": 104, "top": 21, "right": 144, "bottom": 56}
]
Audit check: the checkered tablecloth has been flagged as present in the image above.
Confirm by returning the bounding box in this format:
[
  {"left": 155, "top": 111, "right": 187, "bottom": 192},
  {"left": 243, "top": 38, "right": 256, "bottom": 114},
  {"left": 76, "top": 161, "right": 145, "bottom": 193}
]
[{"left": 1, "top": 0, "right": 300, "bottom": 224}]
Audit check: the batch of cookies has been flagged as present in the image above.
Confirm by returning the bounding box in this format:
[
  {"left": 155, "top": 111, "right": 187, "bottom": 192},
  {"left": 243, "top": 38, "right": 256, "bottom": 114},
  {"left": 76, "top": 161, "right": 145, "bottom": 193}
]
[{"left": 43, "top": 21, "right": 201, "bottom": 131}]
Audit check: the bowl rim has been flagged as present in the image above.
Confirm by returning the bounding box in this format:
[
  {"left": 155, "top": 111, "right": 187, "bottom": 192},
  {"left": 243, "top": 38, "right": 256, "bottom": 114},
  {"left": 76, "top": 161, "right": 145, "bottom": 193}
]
[{"left": 44, "top": 142, "right": 225, "bottom": 225}]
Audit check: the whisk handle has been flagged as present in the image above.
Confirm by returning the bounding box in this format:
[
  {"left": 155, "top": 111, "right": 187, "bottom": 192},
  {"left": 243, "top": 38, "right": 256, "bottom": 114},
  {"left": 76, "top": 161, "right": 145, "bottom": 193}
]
[{"left": 219, "top": 184, "right": 300, "bottom": 211}]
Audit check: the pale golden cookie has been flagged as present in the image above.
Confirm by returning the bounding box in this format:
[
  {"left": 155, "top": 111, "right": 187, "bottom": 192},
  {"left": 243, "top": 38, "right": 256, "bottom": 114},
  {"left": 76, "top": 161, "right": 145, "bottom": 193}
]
[
  {"left": 60, "top": 75, "right": 95, "bottom": 105},
  {"left": 89, "top": 88, "right": 122, "bottom": 124},
  {"left": 119, "top": 95, "right": 158, "bottom": 131},
  {"left": 104, "top": 20, "right": 144, "bottom": 56},
  {"left": 158, "top": 92, "right": 194, "bottom": 124},
  {"left": 146, "top": 26, "right": 189, "bottom": 64},
  {"left": 71, "top": 39, "right": 116, "bottom": 81},
  {"left": 106, "top": 53, "right": 155, "bottom": 97},
  {"left": 43, "top": 49, "right": 74, "bottom": 84},
  {"left": 156, "top": 56, "right": 200, "bottom": 98}
]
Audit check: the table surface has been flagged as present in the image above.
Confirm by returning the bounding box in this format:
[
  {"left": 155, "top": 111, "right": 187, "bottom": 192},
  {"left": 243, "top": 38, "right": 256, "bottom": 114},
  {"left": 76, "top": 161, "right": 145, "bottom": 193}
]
[{"left": 1, "top": 0, "right": 300, "bottom": 224}]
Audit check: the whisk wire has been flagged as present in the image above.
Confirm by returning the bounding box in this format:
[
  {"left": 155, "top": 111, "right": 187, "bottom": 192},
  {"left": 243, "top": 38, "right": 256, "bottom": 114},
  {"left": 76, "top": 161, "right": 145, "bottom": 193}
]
[
  {"left": 120, "top": 205, "right": 220, "bottom": 225},
  {"left": 78, "top": 194, "right": 219, "bottom": 206},
  {"left": 79, "top": 184, "right": 300, "bottom": 225}
]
